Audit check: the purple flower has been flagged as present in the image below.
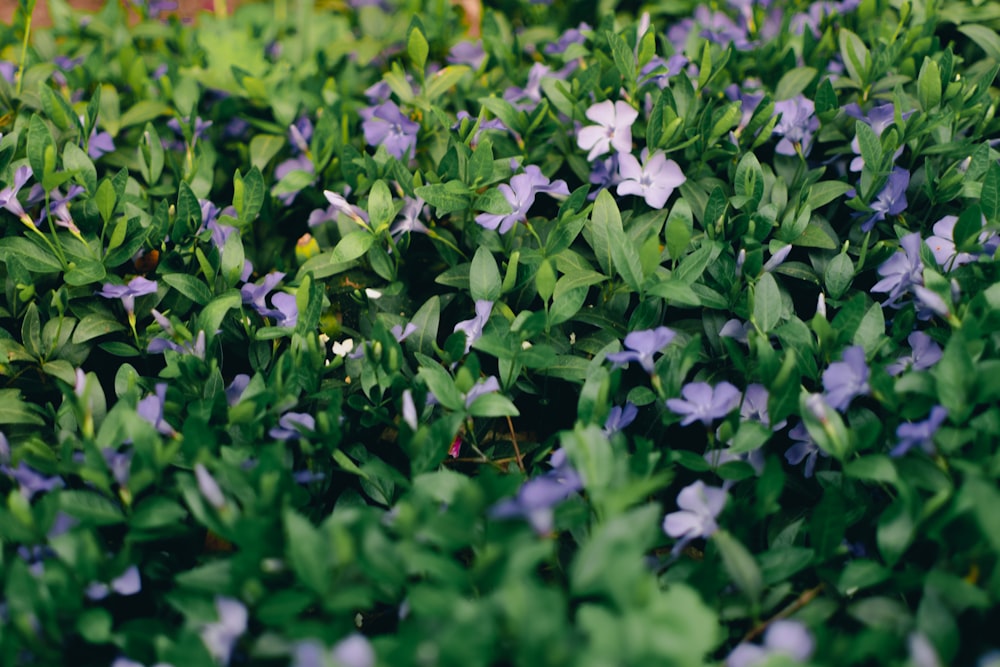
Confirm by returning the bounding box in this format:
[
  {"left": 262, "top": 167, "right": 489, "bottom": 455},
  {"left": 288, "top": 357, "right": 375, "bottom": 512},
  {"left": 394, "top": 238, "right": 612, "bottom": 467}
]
[
  {"left": 862, "top": 167, "right": 909, "bottom": 232},
  {"left": 1, "top": 462, "right": 64, "bottom": 499},
  {"left": 784, "top": 422, "right": 827, "bottom": 478},
  {"left": 616, "top": 148, "right": 686, "bottom": 209},
  {"left": 87, "top": 125, "right": 116, "bottom": 159},
  {"left": 666, "top": 381, "right": 742, "bottom": 426},
  {"left": 391, "top": 323, "right": 418, "bottom": 342},
  {"left": 273, "top": 154, "right": 315, "bottom": 205},
  {"left": 822, "top": 345, "right": 870, "bottom": 411},
  {"left": 391, "top": 196, "right": 430, "bottom": 238},
  {"left": 137, "top": 383, "right": 176, "bottom": 436},
  {"left": 639, "top": 54, "right": 688, "bottom": 88},
  {"left": 195, "top": 463, "right": 226, "bottom": 509},
  {"left": 490, "top": 449, "right": 583, "bottom": 534},
  {"left": 313, "top": 190, "right": 369, "bottom": 227},
  {"left": 871, "top": 232, "right": 924, "bottom": 308},
  {"left": 705, "top": 441, "right": 766, "bottom": 475},
  {"left": 603, "top": 402, "right": 638, "bottom": 435},
  {"left": 269, "top": 412, "right": 316, "bottom": 441},
  {"left": 503, "top": 63, "right": 551, "bottom": 111},
  {"left": 577, "top": 100, "right": 639, "bottom": 161},
  {"left": 464, "top": 376, "right": 501, "bottom": 408},
  {"left": 926, "top": 213, "right": 998, "bottom": 269},
  {"left": 606, "top": 326, "right": 676, "bottom": 374},
  {"left": 727, "top": 620, "right": 815, "bottom": 667},
  {"left": 886, "top": 331, "right": 943, "bottom": 376},
  {"left": 589, "top": 153, "right": 622, "bottom": 193},
  {"left": 720, "top": 318, "right": 752, "bottom": 344},
  {"left": 201, "top": 597, "right": 247, "bottom": 666},
  {"left": 0, "top": 61, "right": 16, "bottom": 84},
  {"left": 447, "top": 41, "right": 486, "bottom": 70},
  {"left": 725, "top": 80, "right": 765, "bottom": 135},
  {"left": 773, "top": 95, "right": 819, "bottom": 157},
  {"left": 475, "top": 166, "right": 568, "bottom": 234},
  {"left": 694, "top": 6, "right": 752, "bottom": 50},
  {"left": 891, "top": 405, "right": 947, "bottom": 457},
  {"left": 241, "top": 271, "right": 286, "bottom": 321},
  {"left": 360, "top": 101, "right": 419, "bottom": 160},
  {"left": 270, "top": 292, "right": 298, "bottom": 328},
  {"left": 740, "top": 384, "right": 787, "bottom": 431},
  {"left": 662, "top": 480, "right": 727, "bottom": 554},
  {"left": 0, "top": 165, "right": 36, "bottom": 225},
  {"left": 401, "top": 390, "right": 418, "bottom": 430},
  {"left": 86, "top": 565, "right": 141, "bottom": 600},
  {"left": 293, "top": 635, "right": 376, "bottom": 667},
  {"left": 225, "top": 374, "right": 251, "bottom": 407},
  {"left": 289, "top": 116, "right": 313, "bottom": 153},
  {"left": 454, "top": 300, "right": 493, "bottom": 354},
  {"left": 544, "top": 23, "right": 590, "bottom": 55},
  {"left": 98, "top": 276, "right": 158, "bottom": 315}
]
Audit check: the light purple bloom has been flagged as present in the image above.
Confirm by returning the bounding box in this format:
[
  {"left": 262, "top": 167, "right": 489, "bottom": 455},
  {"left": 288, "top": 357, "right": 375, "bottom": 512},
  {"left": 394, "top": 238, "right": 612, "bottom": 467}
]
[
  {"left": 845, "top": 103, "right": 911, "bottom": 172},
  {"left": 663, "top": 480, "right": 727, "bottom": 554},
  {"left": 503, "top": 63, "right": 551, "bottom": 111},
  {"left": 740, "top": 384, "right": 787, "bottom": 431},
  {"left": 289, "top": 116, "right": 313, "bottom": 153},
  {"left": 241, "top": 271, "right": 286, "bottom": 321},
  {"left": 727, "top": 620, "right": 815, "bottom": 667},
  {"left": 270, "top": 292, "right": 299, "bottom": 328},
  {"left": 886, "top": 331, "right": 942, "bottom": 376},
  {"left": 862, "top": 167, "right": 909, "bottom": 232},
  {"left": 577, "top": 100, "right": 639, "bottom": 161},
  {"left": 269, "top": 412, "right": 316, "bottom": 441},
  {"left": 603, "top": 402, "right": 638, "bottom": 435},
  {"left": 616, "top": 149, "right": 686, "bottom": 209},
  {"left": 137, "top": 383, "right": 176, "bottom": 436},
  {"left": 87, "top": 125, "right": 116, "bottom": 159},
  {"left": 1, "top": 462, "right": 64, "bottom": 499},
  {"left": 201, "top": 596, "right": 247, "bottom": 665},
  {"left": 313, "top": 190, "right": 369, "bottom": 227},
  {"left": 589, "top": 153, "right": 622, "bottom": 194},
  {"left": 447, "top": 41, "right": 486, "bottom": 70},
  {"left": 666, "top": 381, "right": 742, "bottom": 426},
  {"left": 891, "top": 405, "right": 947, "bottom": 457},
  {"left": 606, "top": 326, "right": 676, "bottom": 374},
  {"left": 454, "top": 300, "right": 493, "bottom": 354},
  {"left": 225, "top": 374, "right": 251, "bottom": 407},
  {"left": 475, "top": 166, "right": 569, "bottom": 234},
  {"left": 871, "top": 232, "right": 924, "bottom": 308},
  {"left": 784, "top": 422, "right": 826, "bottom": 478},
  {"left": 720, "top": 318, "right": 752, "bottom": 345},
  {"left": 86, "top": 566, "right": 141, "bottom": 600},
  {"left": 402, "top": 390, "right": 418, "bottom": 430},
  {"left": 763, "top": 244, "right": 793, "bottom": 273},
  {"left": 544, "top": 23, "right": 590, "bottom": 55},
  {"left": 293, "top": 634, "right": 376, "bottom": 667},
  {"left": 695, "top": 6, "right": 753, "bottom": 50},
  {"left": 98, "top": 276, "right": 158, "bottom": 315},
  {"left": 490, "top": 449, "right": 583, "bottom": 534},
  {"left": 273, "top": 154, "right": 315, "bottom": 205},
  {"left": 465, "top": 376, "right": 501, "bottom": 408},
  {"left": 822, "top": 345, "right": 870, "bottom": 411},
  {"left": 360, "top": 101, "right": 419, "bottom": 160},
  {"left": 926, "top": 213, "right": 998, "bottom": 269},
  {"left": 195, "top": 463, "right": 226, "bottom": 509},
  {"left": 0, "top": 165, "right": 35, "bottom": 224},
  {"left": 639, "top": 54, "right": 688, "bottom": 88},
  {"left": 391, "top": 196, "right": 430, "bottom": 238},
  {"left": 773, "top": 95, "right": 819, "bottom": 157}
]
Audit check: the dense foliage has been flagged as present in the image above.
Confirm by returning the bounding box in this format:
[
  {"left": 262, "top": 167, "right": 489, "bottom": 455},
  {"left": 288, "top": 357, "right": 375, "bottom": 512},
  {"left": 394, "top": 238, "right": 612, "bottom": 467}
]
[{"left": 2, "top": 0, "right": 1000, "bottom": 664}]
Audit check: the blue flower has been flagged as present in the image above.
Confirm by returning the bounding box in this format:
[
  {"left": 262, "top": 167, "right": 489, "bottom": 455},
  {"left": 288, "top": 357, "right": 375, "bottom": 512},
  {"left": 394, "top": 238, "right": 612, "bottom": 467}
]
[
  {"left": 603, "top": 402, "right": 638, "bottom": 435},
  {"left": 862, "top": 167, "right": 909, "bottom": 232},
  {"left": 891, "top": 405, "right": 947, "bottom": 457},
  {"left": 662, "top": 480, "right": 727, "bottom": 554},
  {"left": 784, "top": 422, "right": 827, "bottom": 478},
  {"left": 98, "top": 276, "right": 158, "bottom": 315},
  {"left": 200, "top": 597, "right": 247, "bottom": 666},
  {"left": 606, "top": 326, "right": 676, "bottom": 374},
  {"left": 360, "top": 101, "right": 419, "bottom": 160},
  {"left": 822, "top": 345, "right": 869, "bottom": 411},
  {"left": 773, "top": 95, "right": 819, "bottom": 156},
  {"left": 871, "top": 232, "right": 924, "bottom": 308},
  {"left": 454, "top": 300, "right": 493, "bottom": 354},
  {"left": 474, "top": 166, "right": 568, "bottom": 234},
  {"left": 666, "top": 381, "right": 741, "bottom": 426},
  {"left": 726, "top": 620, "right": 815, "bottom": 667},
  {"left": 490, "top": 449, "right": 583, "bottom": 534},
  {"left": 886, "top": 331, "right": 942, "bottom": 376},
  {"left": 269, "top": 412, "right": 316, "bottom": 441}
]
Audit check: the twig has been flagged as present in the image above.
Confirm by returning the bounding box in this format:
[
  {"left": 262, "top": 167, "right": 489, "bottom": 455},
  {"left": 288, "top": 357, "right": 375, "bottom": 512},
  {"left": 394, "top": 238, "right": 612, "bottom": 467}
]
[
  {"left": 506, "top": 415, "right": 526, "bottom": 473},
  {"left": 741, "top": 583, "right": 826, "bottom": 643}
]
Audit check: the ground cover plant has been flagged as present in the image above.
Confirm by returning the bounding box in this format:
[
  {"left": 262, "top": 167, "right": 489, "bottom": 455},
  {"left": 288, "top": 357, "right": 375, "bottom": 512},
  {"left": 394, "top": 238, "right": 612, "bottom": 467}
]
[{"left": 2, "top": 0, "right": 1000, "bottom": 664}]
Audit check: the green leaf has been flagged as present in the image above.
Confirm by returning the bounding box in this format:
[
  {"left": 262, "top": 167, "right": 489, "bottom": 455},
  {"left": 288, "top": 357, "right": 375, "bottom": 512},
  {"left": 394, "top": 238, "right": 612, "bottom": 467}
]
[
  {"left": 807, "top": 181, "right": 853, "bottom": 208},
  {"left": 249, "top": 134, "right": 285, "bottom": 171},
  {"left": 407, "top": 24, "right": 429, "bottom": 71},
  {"left": 417, "top": 358, "right": 464, "bottom": 411},
  {"left": 839, "top": 28, "right": 870, "bottom": 85},
  {"left": 407, "top": 296, "right": 440, "bottom": 358},
  {"left": 95, "top": 178, "right": 117, "bottom": 226},
  {"left": 815, "top": 78, "right": 838, "bottom": 113},
  {"left": 137, "top": 122, "right": 164, "bottom": 186},
  {"left": 330, "top": 231, "right": 375, "bottom": 264},
  {"left": 27, "top": 115, "right": 55, "bottom": 182},
  {"left": 877, "top": 496, "right": 915, "bottom": 566},
  {"left": 77, "top": 608, "right": 113, "bottom": 643},
  {"left": 665, "top": 198, "right": 693, "bottom": 261},
  {"left": 981, "top": 163, "right": 1000, "bottom": 225},
  {"left": 535, "top": 258, "right": 556, "bottom": 302},
  {"left": 917, "top": 57, "right": 942, "bottom": 110},
  {"left": 958, "top": 24, "right": 1000, "bottom": 61},
  {"left": 470, "top": 246, "right": 502, "bottom": 301},
  {"left": 607, "top": 31, "right": 636, "bottom": 87},
  {"left": 118, "top": 100, "right": 171, "bottom": 129},
  {"left": 0, "top": 389, "right": 44, "bottom": 425},
  {"left": 196, "top": 290, "right": 242, "bottom": 334},
  {"left": 0, "top": 237, "right": 63, "bottom": 273},
  {"left": 63, "top": 141, "right": 97, "bottom": 195},
  {"left": 72, "top": 314, "right": 126, "bottom": 344},
  {"left": 855, "top": 121, "right": 881, "bottom": 172},
  {"left": 852, "top": 301, "right": 885, "bottom": 355},
  {"left": 415, "top": 181, "right": 471, "bottom": 215},
  {"left": 235, "top": 167, "right": 265, "bottom": 226},
  {"left": 775, "top": 67, "right": 817, "bottom": 101},
  {"left": 468, "top": 393, "right": 520, "bottom": 417},
  {"left": 64, "top": 259, "right": 107, "bottom": 286},
  {"left": 824, "top": 252, "right": 854, "bottom": 299},
  {"left": 59, "top": 490, "right": 125, "bottom": 525},
  {"left": 425, "top": 65, "right": 470, "bottom": 100},
  {"left": 220, "top": 229, "right": 246, "bottom": 287},
  {"left": 733, "top": 150, "right": 764, "bottom": 210},
  {"left": 284, "top": 508, "right": 327, "bottom": 595},
  {"left": 367, "top": 179, "right": 394, "bottom": 230},
  {"left": 40, "top": 84, "right": 77, "bottom": 133},
  {"left": 714, "top": 530, "right": 763, "bottom": 605},
  {"left": 162, "top": 273, "right": 213, "bottom": 306},
  {"left": 753, "top": 272, "right": 783, "bottom": 333}
]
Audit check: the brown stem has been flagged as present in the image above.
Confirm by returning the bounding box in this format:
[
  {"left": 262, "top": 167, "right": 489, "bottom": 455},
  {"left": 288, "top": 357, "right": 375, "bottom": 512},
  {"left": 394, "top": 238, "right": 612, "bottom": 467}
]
[{"left": 741, "top": 583, "right": 826, "bottom": 643}]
